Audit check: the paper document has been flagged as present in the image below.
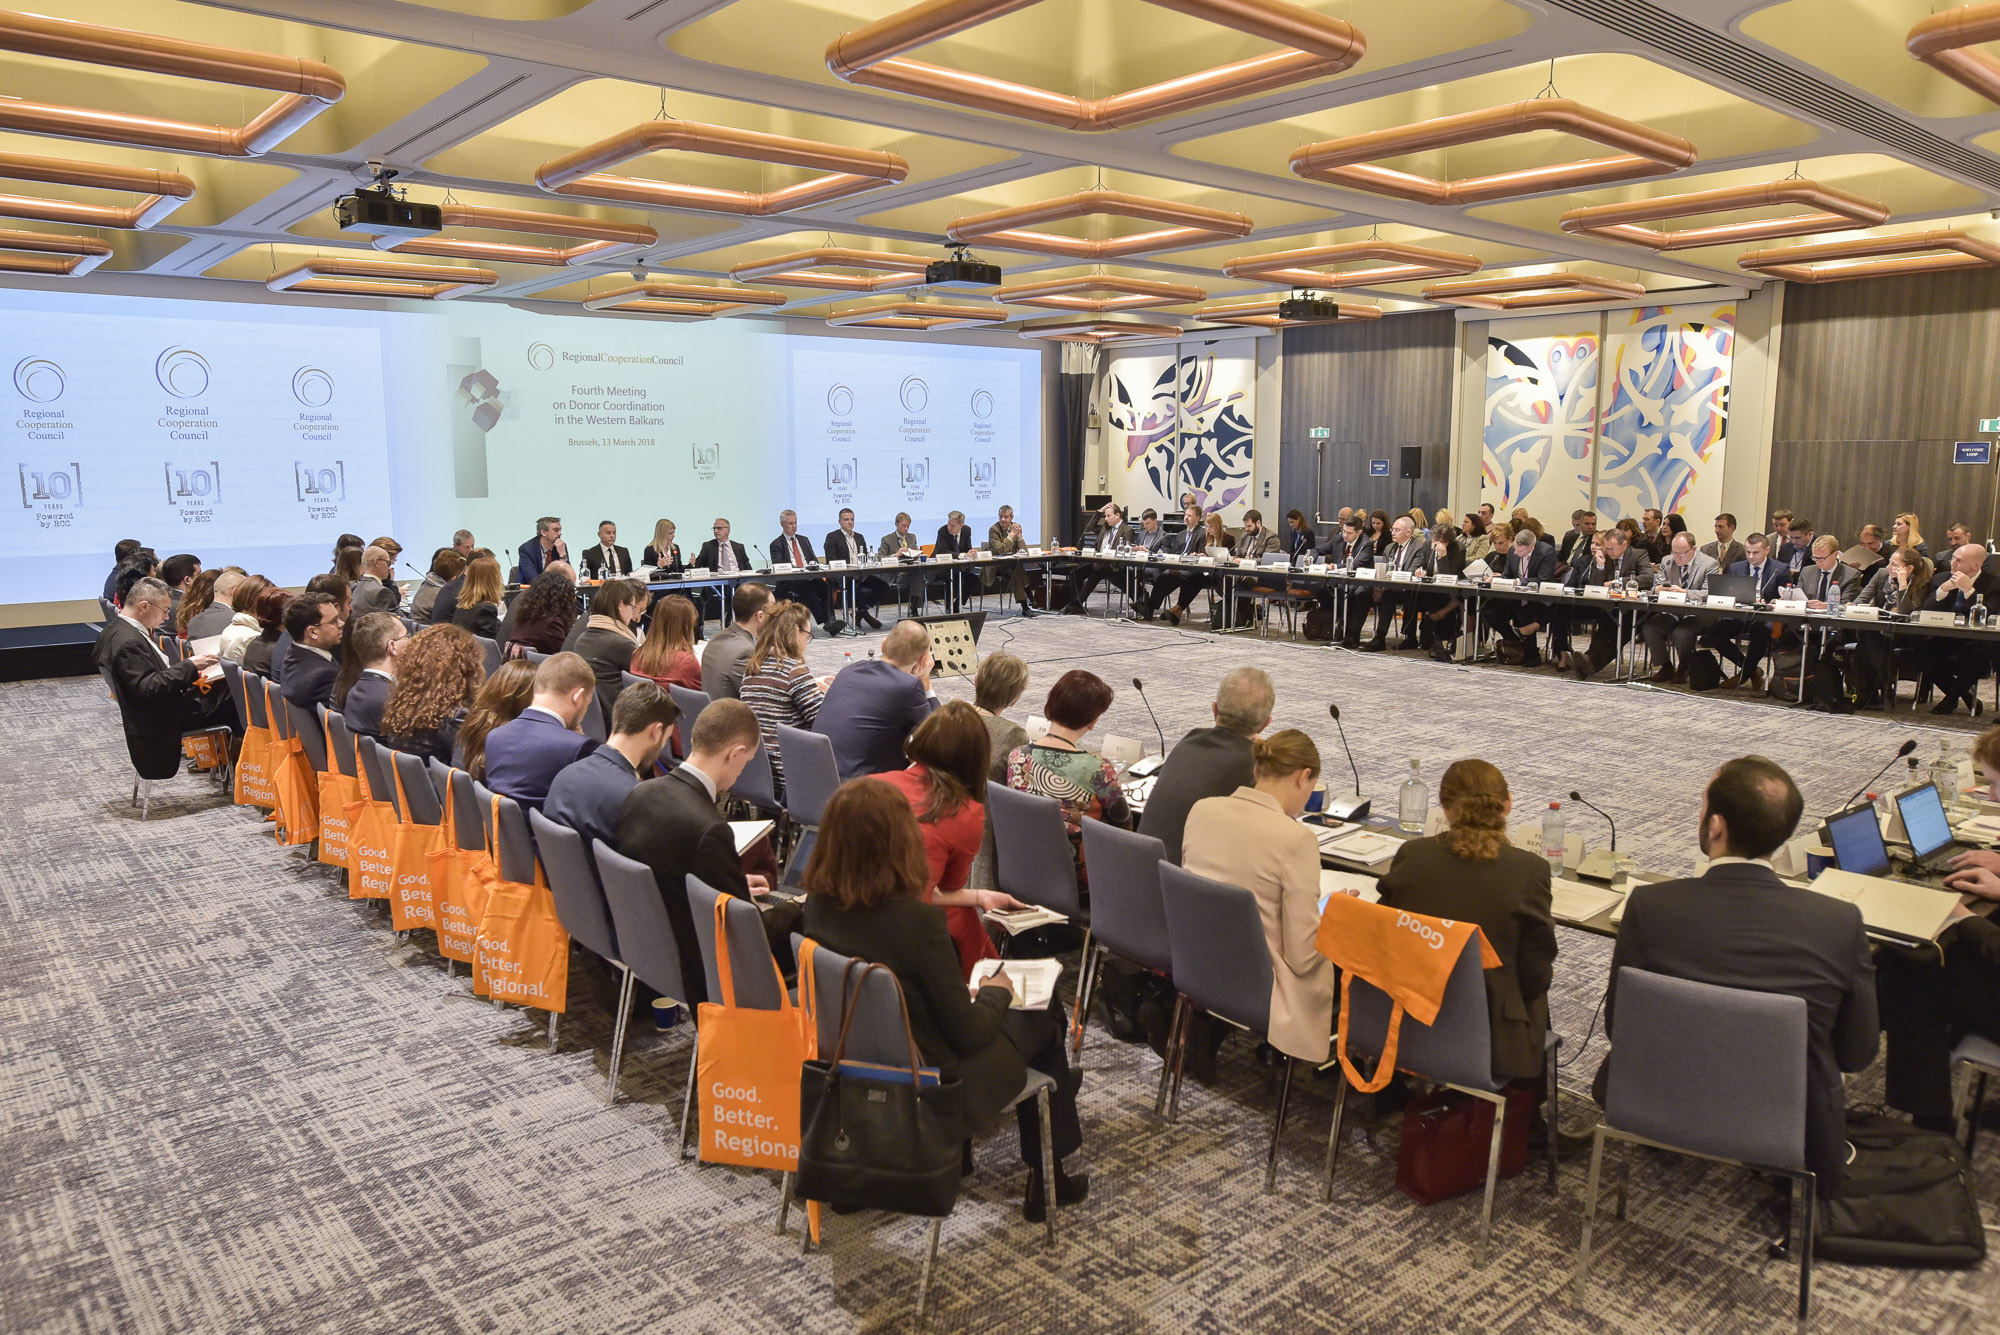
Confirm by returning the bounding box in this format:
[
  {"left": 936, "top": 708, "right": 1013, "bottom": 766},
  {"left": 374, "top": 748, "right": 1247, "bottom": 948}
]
[
  {"left": 983, "top": 905, "right": 1069, "bottom": 935},
  {"left": 1809, "top": 869, "right": 1960, "bottom": 943},
  {"left": 1317, "top": 868, "right": 1380, "bottom": 915},
  {"left": 970, "top": 957, "right": 1062, "bottom": 1009},
  {"left": 729, "top": 820, "right": 774, "bottom": 854},
  {"left": 1319, "top": 828, "right": 1401, "bottom": 867},
  {"left": 1550, "top": 876, "right": 1625, "bottom": 925}
]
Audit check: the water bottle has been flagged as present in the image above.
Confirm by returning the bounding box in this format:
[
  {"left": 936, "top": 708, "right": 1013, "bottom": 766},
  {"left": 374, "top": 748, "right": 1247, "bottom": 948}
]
[
  {"left": 1974, "top": 595, "right": 1990, "bottom": 629},
  {"left": 1933, "top": 740, "right": 1960, "bottom": 806},
  {"left": 1541, "top": 801, "right": 1565, "bottom": 872},
  {"left": 1868, "top": 792, "right": 1888, "bottom": 823},
  {"left": 1825, "top": 579, "right": 1841, "bottom": 615},
  {"left": 1397, "top": 758, "right": 1428, "bottom": 833}
]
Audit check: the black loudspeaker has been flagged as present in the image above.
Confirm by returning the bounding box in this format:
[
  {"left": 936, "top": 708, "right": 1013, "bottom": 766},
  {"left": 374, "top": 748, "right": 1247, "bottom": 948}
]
[{"left": 1399, "top": 447, "right": 1423, "bottom": 480}]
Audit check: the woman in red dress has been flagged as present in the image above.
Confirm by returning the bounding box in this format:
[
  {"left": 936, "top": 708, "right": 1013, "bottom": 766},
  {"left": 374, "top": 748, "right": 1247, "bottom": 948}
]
[{"left": 878, "top": 700, "right": 1027, "bottom": 978}]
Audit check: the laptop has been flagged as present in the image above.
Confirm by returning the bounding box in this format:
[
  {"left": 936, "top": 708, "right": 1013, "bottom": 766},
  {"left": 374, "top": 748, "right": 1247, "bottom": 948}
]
[
  {"left": 1707, "top": 573, "right": 1759, "bottom": 604},
  {"left": 1825, "top": 802, "right": 1895, "bottom": 876},
  {"left": 1894, "top": 783, "right": 1981, "bottom": 869}
]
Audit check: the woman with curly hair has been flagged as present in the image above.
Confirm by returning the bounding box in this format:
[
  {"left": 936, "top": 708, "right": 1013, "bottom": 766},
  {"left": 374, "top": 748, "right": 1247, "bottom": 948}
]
[
  {"left": 505, "top": 566, "right": 577, "bottom": 658},
  {"left": 174, "top": 568, "right": 221, "bottom": 639},
  {"left": 380, "top": 624, "right": 484, "bottom": 765},
  {"left": 454, "top": 657, "right": 536, "bottom": 780}
]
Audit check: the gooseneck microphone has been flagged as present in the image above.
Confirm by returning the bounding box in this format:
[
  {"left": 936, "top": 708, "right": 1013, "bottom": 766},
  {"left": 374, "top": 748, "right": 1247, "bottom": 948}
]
[
  {"left": 1325, "top": 703, "right": 1370, "bottom": 821},
  {"left": 1567, "top": 790, "right": 1618, "bottom": 852},
  {"left": 1842, "top": 739, "right": 1918, "bottom": 811},
  {"left": 1131, "top": 677, "right": 1167, "bottom": 760}
]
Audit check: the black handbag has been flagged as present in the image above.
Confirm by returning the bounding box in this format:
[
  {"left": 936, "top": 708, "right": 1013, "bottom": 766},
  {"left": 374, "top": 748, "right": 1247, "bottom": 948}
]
[{"left": 796, "top": 962, "right": 965, "bottom": 1217}]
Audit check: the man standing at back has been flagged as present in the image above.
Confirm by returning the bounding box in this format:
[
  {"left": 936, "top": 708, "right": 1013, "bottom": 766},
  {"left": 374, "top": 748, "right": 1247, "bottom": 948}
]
[
  {"left": 814, "top": 620, "right": 939, "bottom": 779},
  {"left": 1593, "top": 756, "right": 1876, "bottom": 1192},
  {"left": 701, "top": 583, "right": 772, "bottom": 701},
  {"left": 1138, "top": 666, "right": 1274, "bottom": 864},
  {"left": 483, "top": 652, "right": 600, "bottom": 810},
  {"left": 617, "top": 699, "right": 770, "bottom": 1007}
]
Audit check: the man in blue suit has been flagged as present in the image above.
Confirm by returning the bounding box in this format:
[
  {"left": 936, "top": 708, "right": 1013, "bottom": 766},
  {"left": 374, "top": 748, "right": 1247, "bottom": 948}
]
[
  {"left": 484, "top": 652, "right": 599, "bottom": 810},
  {"left": 516, "top": 516, "right": 567, "bottom": 585},
  {"left": 814, "top": 620, "right": 939, "bottom": 779},
  {"left": 1702, "top": 532, "right": 1789, "bottom": 691}
]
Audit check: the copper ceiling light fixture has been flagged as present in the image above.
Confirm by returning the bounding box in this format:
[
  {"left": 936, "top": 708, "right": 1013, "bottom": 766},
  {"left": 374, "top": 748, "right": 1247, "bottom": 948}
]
[
  {"left": 536, "top": 121, "right": 908, "bottom": 217},
  {"left": 1289, "top": 99, "right": 1697, "bottom": 205},
  {"left": 994, "top": 273, "right": 1206, "bottom": 311},
  {"left": 825, "top": 0, "right": 1365, "bottom": 131},
  {"left": 947, "top": 190, "right": 1252, "bottom": 260},
  {"left": 583, "top": 278, "right": 787, "bottom": 319},
  {"left": 1223, "top": 239, "right": 1480, "bottom": 288},
  {"left": 1420, "top": 271, "right": 1648, "bottom": 309},
  {"left": 1560, "top": 180, "right": 1889, "bottom": 251},
  {"left": 379, "top": 205, "right": 656, "bottom": 266},
  {"left": 0, "top": 9, "right": 344, "bottom": 157},
  {"left": 0, "top": 226, "right": 113, "bottom": 276},
  {"left": 1192, "top": 295, "right": 1381, "bottom": 327},
  {"left": 1016, "top": 318, "right": 1186, "bottom": 343},
  {"left": 729, "top": 246, "right": 934, "bottom": 291},
  {"left": 1909, "top": 5, "right": 2000, "bottom": 106},
  {"left": 825, "top": 300, "right": 1010, "bottom": 330},
  {"left": 0, "top": 152, "right": 194, "bottom": 230},
  {"left": 266, "top": 255, "right": 498, "bottom": 300},
  {"left": 1737, "top": 229, "right": 2000, "bottom": 283}
]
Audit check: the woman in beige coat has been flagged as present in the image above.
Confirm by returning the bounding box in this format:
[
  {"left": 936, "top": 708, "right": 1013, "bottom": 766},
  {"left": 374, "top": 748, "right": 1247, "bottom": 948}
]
[{"left": 1180, "top": 730, "right": 1334, "bottom": 1063}]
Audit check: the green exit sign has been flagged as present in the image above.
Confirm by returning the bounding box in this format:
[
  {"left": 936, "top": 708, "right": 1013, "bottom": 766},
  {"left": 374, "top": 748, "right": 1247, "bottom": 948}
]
[
  {"left": 1982, "top": 418, "right": 2000, "bottom": 432},
  {"left": 1309, "top": 427, "right": 1330, "bottom": 439}
]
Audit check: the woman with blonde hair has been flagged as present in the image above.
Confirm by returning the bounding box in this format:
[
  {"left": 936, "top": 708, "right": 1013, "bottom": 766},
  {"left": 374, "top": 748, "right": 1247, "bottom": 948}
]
[
  {"left": 643, "top": 518, "right": 684, "bottom": 572},
  {"left": 738, "top": 601, "right": 822, "bottom": 796},
  {"left": 1375, "top": 759, "right": 1558, "bottom": 1084},
  {"left": 1203, "top": 512, "right": 1230, "bottom": 550},
  {"left": 1181, "top": 729, "right": 1335, "bottom": 1069},
  {"left": 1893, "top": 512, "right": 1930, "bottom": 561}
]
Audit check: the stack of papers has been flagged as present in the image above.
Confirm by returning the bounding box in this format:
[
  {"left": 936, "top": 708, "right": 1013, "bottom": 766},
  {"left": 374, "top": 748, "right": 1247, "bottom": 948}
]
[
  {"left": 1318, "top": 828, "right": 1402, "bottom": 867},
  {"left": 1317, "top": 868, "right": 1380, "bottom": 914},
  {"left": 1550, "top": 876, "right": 1625, "bottom": 924},
  {"left": 970, "top": 957, "right": 1062, "bottom": 1009},
  {"left": 983, "top": 905, "right": 1069, "bottom": 935}
]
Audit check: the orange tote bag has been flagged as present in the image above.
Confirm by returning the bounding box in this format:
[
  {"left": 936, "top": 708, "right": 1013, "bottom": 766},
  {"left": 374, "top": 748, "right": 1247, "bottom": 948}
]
[
  {"left": 425, "top": 774, "right": 489, "bottom": 965},
  {"left": 316, "top": 716, "right": 358, "bottom": 869},
  {"left": 472, "top": 795, "right": 568, "bottom": 1011},
  {"left": 1315, "top": 896, "right": 1499, "bottom": 1093},
  {"left": 342, "top": 760, "right": 397, "bottom": 901},
  {"left": 696, "top": 895, "right": 810, "bottom": 1172},
  {"left": 386, "top": 762, "right": 443, "bottom": 932}
]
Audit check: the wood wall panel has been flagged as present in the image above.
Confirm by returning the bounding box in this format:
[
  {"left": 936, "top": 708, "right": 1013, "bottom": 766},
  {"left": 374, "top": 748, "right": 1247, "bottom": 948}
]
[
  {"left": 1771, "top": 270, "right": 2000, "bottom": 545},
  {"left": 1279, "top": 311, "right": 1456, "bottom": 526}
]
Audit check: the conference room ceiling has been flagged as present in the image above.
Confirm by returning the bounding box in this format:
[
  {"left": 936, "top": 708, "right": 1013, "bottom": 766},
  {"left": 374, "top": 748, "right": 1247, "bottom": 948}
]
[{"left": 9, "top": 0, "right": 2000, "bottom": 329}]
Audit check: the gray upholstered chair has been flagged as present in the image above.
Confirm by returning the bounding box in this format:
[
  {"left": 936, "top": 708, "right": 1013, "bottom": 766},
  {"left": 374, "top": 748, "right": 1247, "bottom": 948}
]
[
  {"left": 286, "top": 699, "right": 327, "bottom": 773},
  {"left": 667, "top": 683, "right": 711, "bottom": 746},
  {"left": 325, "top": 710, "right": 360, "bottom": 780},
  {"left": 1076, "top": 819, "right": 1167, "bottom": 1069},
  {"left": 474, "top": 634, "right": 501, "bottom": 678},
  {"left": 530, "top": 810, "right": 625, "bottom": 1087},
  {"left": 729, "top": 742, "right": 781, "bottom": 816},
  {"left": 592, "top": 840, "right": 696, "bottom": 1120},
  {"left": 1574, "top": 967, "right": 1814, "bottom": 1331},
  {"left": 986, "top": 785, "right": 1083, "bottom": 921},
  {"left": 774, "top": 723, "right": 839, "bottom": 880},
  {"left": 390, "top": 750, "right": 441, "bottom": 825},
  {"left": 356, "top": 735, "right": 400, "bottom": 821},
  {"left": 1952, "top": 1032, "right": 2000, "bottom": 1158}
]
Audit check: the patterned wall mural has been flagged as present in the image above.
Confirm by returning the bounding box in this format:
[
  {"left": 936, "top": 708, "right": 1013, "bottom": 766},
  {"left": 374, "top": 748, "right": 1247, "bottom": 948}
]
[
  {"left": 1103, "top": 349, "right": 1254, "bottom": 523},
  {"left": 1481, "top": 302, "right": 1734, "bottom": 524}
]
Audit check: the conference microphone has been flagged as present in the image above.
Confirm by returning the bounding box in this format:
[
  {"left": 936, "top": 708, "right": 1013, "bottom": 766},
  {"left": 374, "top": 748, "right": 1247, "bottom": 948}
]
[
  {"left": 1568, "top": 789, "right": 1627, "bottom": 883},
  {"left": 1566, "top": 790, "right": 1617, "bottom": 852},
  {"left": 1325, "top": 703, "right": 1370, "bottom": 821},
  {"left": 1130, "top": 677, "right": 1168, "bottom": 771},
  {"left": 1841, "top": 739, "right": 1918, "bottom": 811}
]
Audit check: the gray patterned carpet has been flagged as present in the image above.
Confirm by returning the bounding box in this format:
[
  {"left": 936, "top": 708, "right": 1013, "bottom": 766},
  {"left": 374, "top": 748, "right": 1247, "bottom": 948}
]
[{"left": 6, "top": 611, "right": 1998, "bottom": 1335}]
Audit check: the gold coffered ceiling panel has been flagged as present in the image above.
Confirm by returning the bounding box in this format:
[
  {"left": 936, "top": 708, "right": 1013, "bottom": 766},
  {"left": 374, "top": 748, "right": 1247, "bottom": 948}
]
[
  {"left": 664, "top": 230, "right": 944, "bottom": 282},
  {"left": 283, "top": 185, "right": 697, "bottom": 252},
  {"left": 426, "top": 81, "right": 1011, "bottom": 205},
  {"left": 1178, "top": 55, "right": 1819, "bottom": 192},
  {"left": 0, "top": 0, "right": 485, "bottom": 158},
  {"left": 859, "top": 167, "right": 1323, "bottom": 246},
  {"left": 0, "top": 131, "right": 298, "bottom": 230},
  {"left": 0, "top": 215, "right": 191, "bottom": 271},
  {"left": 1166, "top": 221, "right": 1545, "bottom": 289},
  {"left": 669, "top": 0, "right": 1531, "bottom": 114},
  {"left": 1740, "top": 0, "right": 2000, "bottom": 121},
  {"left": 201, "top": 240, "right": 540, "bottom": 290}
]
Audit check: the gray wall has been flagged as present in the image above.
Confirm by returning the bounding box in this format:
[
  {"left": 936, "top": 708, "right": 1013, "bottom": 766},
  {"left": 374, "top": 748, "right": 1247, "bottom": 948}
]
[
  {"left": 1278, "top": 311, "right": 1457, "bottom": 531},
  {"left": 1770, "top": 269, "right": 2000, "bottom": 547}
]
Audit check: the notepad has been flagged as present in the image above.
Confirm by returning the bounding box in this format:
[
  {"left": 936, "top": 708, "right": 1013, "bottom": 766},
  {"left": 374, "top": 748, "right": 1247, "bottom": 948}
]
[
  {"left": 1317, "top": 868, "right": 1380, "bottom": 914},
  {"left": 970, "top": 957, "right": 1062, "bottom": 1009},
  {"left": 729, "top": 820, "right": 774, "bottom": 854},
  {"left": 1319, "top": 829, "right": 1401, "bottom": 867},
  {"left": 1550, "top": 876, "right": 1624, "bottom": 924}
]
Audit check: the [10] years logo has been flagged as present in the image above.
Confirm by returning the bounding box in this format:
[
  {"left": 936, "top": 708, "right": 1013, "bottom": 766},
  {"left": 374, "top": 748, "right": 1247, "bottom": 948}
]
[
  {"left": 295, "top": 459, "right": 347, "bottom": 518},
  {"left": 692, "top": 442, "right": 720, "bottom": 482}
]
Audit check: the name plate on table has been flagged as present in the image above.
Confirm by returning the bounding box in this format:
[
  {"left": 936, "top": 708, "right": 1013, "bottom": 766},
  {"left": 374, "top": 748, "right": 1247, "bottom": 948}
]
[
  {"left": 1198, "top": 555, "right": 1218, "bottom": 565},
  {"left": 1489, "top": 577, "right": 1516, "bottom": 589},
  {"left": 1916, "top": 609, "right": 1958, "bottom": 627},
  {"left": 829, "top": 559, "right": 849, "bottom": 569},
  {"left": 935, "top": 553, "right": 953, "bottom": 562},
  {"left": 1658, "top": 589, "right": 1688, "bottom": 605},
  {"left": 1529, "top": 581, "right": 1560, "bottom": 594},
  {"left": 1027, "top": 547, "right": 1043, "bottom": 556},
  {"left": 1357, "top": 565, "right": 1380, "bottom": 579},
  {"left": 1308, "top": 563, "right": 1329, "bottom": 575},
  {"left": 1841, "top": 604, "right": 1881, "bottom": 620},
  {"left": 769, "top": 563, "right": 795, "bottom": 574},
  {"left": 1707, "top": 594, "right": 1737, "bottom": 609},
  {"left": 1237, "top": 557, "right": 1259, "bottom": 569},
  {"left": 1389, "top": 569, "right": 1416, "bottom": 583},
  {"left": 1584, "top": 584, "right": 1612, "bottom": 600}
]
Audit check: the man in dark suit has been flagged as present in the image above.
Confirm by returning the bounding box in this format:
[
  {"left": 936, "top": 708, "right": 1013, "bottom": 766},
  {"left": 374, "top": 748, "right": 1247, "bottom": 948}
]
[
  {"left": 1317, "top": 514, "right": 1377, "bottom": 641},
  {"left": 821, "top": 507, "right": 884, "bottom": 629},
  {"left": 767, "top": 509, "right": 844, "bottom": 636},
  {"left": 580, "top": 519, "right": 634, "bottom": 580},
  {"left": 517, "top": 516, "right": 567, "bottom": 584},
  {"left": 1700, "top": 511, "right": 1747, "bottom": 572},
  {"left": 1137, "top": 667, "right": 1272, "bottom": 864},
  {"left": 1487, "top": 530, "right": 1559, "bottom": 667},
  {"left": 1701, "top": 532, "right": 1789, "bottom": 691},
  {"left": 1554, "top": 528, "right": 1653, "bottom": 678},
  {"left": 1594, "top": 756, "right": 1876, "bottom": 1193},
  {"left": 1139, "top": 502, "right": 1213, "bottom": 624},
  {"left": 545, "top": 680, "right": 676, "bottom": 849},
  {"left": 701, "top": 583, "right": 773, "bottom": 701},
  {"left": 337, "top": 612, "right": 405, "bottom": 737},
  {"left": 93, "top": 575, "right": 234, "bottom": 780},
  {"left": 932, "top": 510, "right": 976, "bottom": 613},
  {"left": 813, "top": 620, "right": 939, "bottom": 779},
  {"left": 1361, "top": 516, "right": 1435, "bottom": 652},
  {"left": 615, "top": 699, "right": 771, "bottom": 1007},
  {"left": 103, "top": 538, "right": 143, "bottom": 605},
  {"left": 1555, "top": 509, "right": 1597, "bottom": 569},
  {"left": 695, "top": 516, "right": 753, "bottom": 577},
  {"left": 483, "top": 652, "right": 600, "bottom": 810},
  {"left": 1063, "top": 501, "right": 1138, "bottom": 614},
  {"left": 1920, "top": 541, "right": 2000, "bottom": 714},
  {"left": 351, "top": 545, "right": 402, "bottom": 615},
  {"left": 279, "top": 592, "right": 344, "bottom": 711}
]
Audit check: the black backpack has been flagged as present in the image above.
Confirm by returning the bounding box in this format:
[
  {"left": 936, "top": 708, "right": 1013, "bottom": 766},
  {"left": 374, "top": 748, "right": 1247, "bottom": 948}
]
[{"left": 1816, "top": 1115, "right": 1986, "bottom": 1267}]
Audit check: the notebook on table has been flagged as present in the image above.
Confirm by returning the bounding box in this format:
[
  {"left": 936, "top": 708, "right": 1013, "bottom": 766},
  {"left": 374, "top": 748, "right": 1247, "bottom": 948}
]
[{"left": 1808, "top": 869, "right": 1960, "bottom": 944}]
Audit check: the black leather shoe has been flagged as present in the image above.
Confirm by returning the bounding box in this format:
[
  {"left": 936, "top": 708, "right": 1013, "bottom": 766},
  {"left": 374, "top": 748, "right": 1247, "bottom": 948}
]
[
  {"left": 860, "top": 611, "right": 882, "bottom": 630},
  {"left": 1023, "top": 1164, "right": 1089, "bottom": 1222},
  {"left": 1360, "top": 640, "right": 1386, "bottom": 653}
]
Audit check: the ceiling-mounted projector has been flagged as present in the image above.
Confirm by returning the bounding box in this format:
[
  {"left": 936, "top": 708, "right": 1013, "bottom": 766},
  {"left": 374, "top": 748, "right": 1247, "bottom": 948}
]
[
  {"left": 1277, "top": 293, "right": 1345, "bottom": 321},
  {"left": 926, "top": 241, "right": 1000, "bottom": 289},
  {"left": 334, "top": 170, "right": 441, "bottom": 241}
]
